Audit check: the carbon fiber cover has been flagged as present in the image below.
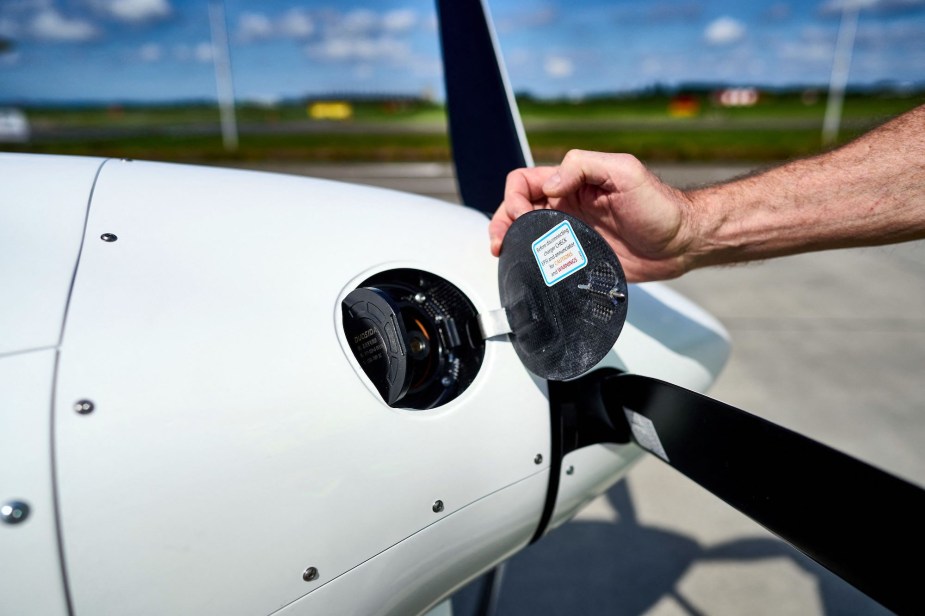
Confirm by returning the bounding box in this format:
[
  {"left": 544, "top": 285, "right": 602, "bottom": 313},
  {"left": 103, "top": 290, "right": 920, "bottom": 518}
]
[{"left": 499, "top": 210, "right": 628, "bottom": 380}]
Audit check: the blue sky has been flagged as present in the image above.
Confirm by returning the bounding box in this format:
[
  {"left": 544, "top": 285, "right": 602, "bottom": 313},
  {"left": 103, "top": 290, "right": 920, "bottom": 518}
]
[{"left": 1, "top": 0, "right": 923, "bottom": 103}]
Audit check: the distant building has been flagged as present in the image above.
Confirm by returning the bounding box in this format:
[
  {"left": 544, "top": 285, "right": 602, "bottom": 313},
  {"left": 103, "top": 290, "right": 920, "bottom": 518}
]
[
  {"left": 715, "top": 87, "right": 759, "bottom": 108},
  {"left": 0, "top": 108, "right": 30, "bottom": 143},
  {"left": 668, "top": 94, "right": 700, "bottom": 118},
  {"left": 308, "top": 101, "right": 353, "bottom": 121}
]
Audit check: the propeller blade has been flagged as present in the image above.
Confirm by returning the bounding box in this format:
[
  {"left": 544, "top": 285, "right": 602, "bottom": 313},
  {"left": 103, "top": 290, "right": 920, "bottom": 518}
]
[
  {"left": 606, "top": 373, "right": 925, "bottom": 615},
  {"left": 435, "top": 0, "right": 533, "bottom": 214}
]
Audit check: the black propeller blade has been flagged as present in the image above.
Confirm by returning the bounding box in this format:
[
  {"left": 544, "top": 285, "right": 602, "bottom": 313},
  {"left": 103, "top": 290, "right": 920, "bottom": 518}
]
[
  {"left": 606, "top": 373, "right": 925, "bottom": 615},
  {"left": 435, "top": 0, "right": 533, "bottom": 214}
]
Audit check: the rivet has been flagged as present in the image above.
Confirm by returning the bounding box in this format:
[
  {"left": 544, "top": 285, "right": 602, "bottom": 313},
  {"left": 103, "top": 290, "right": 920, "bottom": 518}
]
[
  {"left": 302, "top": 566, "right": 319, "bottom": 582},
  {"left": 566, "top": 465, "right": 575, "bottom": 475},
  {"left": 432, "top": 500, "right": 444, "bottom": 513},
  {"left": 534, "top": 454, "right": 543, "bottom": 465},
  {"left": 74, "top": 400, "right": 95, "bottom": 415},
  {"left": 1, "top": 501, "right": 30, "bottom": 525},
  {"left": 100, "top": 233, "right": 118, "bottom": 242},
  {"left": 414, "top": 292, "right": 426, "bottom": 303}
]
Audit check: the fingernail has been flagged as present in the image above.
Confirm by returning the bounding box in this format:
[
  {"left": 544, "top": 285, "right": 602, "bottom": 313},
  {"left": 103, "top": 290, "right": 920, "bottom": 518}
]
[{"left": 543, "top": 173, "right": 561, "bottom": 191}]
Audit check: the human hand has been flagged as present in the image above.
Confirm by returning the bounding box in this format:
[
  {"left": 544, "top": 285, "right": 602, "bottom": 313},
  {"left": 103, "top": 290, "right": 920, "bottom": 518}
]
[{"left": 488, "top": 150, "right": 698, "bottom": 282}]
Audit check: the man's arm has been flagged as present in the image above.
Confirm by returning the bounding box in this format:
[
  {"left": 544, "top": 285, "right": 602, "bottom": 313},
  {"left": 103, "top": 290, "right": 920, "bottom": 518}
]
[
  {"left": 489, "top": 105, "right": 925, "bottom": 282},
  {"left": 687, "top": 104, "right": 925, "bottom": 270}
]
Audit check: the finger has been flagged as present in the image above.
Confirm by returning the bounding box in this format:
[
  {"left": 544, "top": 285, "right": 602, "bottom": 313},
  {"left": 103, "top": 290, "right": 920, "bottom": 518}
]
[
  {"left": 506, "top": 166, "right": 559, "bottom": 203},
  {"left": 542, "top": 150, "right": 607, "bottom": 197},
  {"left": 545, "top": 150, "right": 645, "bottom": 198},
  {"left": 488, "top": 210, "right": 513, "bottom": 256},
  {"left": 489, "top": 167, "right": 558, "bottom": 256}
]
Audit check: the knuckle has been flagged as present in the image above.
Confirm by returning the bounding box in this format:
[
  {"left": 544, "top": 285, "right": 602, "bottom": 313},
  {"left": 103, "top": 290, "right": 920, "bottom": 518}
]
[
  {"left": 614, "top": 152, "right": 643, "bottom": 170},
  {"left": 562, "top": 149, "right": 585, "bottom": 164}
]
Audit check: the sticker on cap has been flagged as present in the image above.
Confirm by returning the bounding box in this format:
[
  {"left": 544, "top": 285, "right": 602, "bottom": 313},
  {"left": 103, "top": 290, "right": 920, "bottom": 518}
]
[{"left": 531, "top": 220, "right": 588, "bottom": 287}]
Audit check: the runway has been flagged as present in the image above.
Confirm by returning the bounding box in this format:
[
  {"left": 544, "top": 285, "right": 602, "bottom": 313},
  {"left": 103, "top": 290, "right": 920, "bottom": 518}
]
[{"left": 237, "top": 162, "right": 921, "bottom": 616}]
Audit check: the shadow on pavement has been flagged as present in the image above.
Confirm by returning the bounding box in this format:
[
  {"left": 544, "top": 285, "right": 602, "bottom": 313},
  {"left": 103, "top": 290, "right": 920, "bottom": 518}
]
[{"left": 454, "top": 479, "right": 887, "bottom": 615}]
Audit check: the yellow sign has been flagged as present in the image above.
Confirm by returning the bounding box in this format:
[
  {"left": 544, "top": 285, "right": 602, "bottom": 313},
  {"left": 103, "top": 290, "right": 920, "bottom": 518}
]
[{"left": 308, "top": 102, "right": 353, "bottom": 120}]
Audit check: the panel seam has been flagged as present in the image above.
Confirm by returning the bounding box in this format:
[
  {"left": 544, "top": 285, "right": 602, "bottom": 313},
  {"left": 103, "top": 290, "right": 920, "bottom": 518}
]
[{"left": 51, "top": 156, "right": 111, "bottom": 616}]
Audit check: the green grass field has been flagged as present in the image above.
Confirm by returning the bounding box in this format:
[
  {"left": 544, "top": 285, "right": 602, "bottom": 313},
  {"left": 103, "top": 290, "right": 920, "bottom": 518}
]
[{"left": 5, "top": 91, "right": 922, "bottom": 164}]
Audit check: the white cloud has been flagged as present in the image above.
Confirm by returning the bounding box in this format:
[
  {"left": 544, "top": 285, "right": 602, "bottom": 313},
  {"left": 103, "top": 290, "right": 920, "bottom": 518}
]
[
  {"left": 774, "top": 26, "right": 834, "bottom": 63},
  {"left": 855, "top": 20, "right": 925, "bottom": 49},
  {"left": 173, "top": 43, "right": 211, "bottom": 63},
  {"left": 139, "top": 42, "right": 161, "bottom": 61},
  {"left": 228, "top": 6, "right": 437, "bottom": 77},
  {"left": 339, "top": 9, "right": 377, "bottom": 35},
  {"left": 279, "top": 8, "right": 314, "bottom": 38},
  {"left": 194, "top": 41, "right": 212, "bottom": 63},
  {"left": 306, "top": 37, "right": 348, "bottom": 60},
  {"left": 506, "top": 48, "right": 532, "bottom": 68},
  {"left": 238, "top": 12, "right": 273, "bottom": 42},
  {"left": 497, "top": 6, "right": 557, "bottom": 33},
  {"left": 237, "top": 9, "right": 314, "bottom": 43},
  {"left": 30, "top": 9, "right": 99, "bottom": 41},
  {"left": 409, "top": 55, "right": 441, "bottom": 78},
  {"left": 298, "top": 8, "right": 434, "bottom": 67},
  {"left": 704, "top": 17, "right": 746, "bottom": 46},
  {"left": 321, "top": 7, "right": 425, "bottom": 38},
  {"left": 382, "top": 9, "right": 417, "bottom": 33},
  {"left": 544, "top": 55, "right": 574, "bottom": 78},
  {"left": 90, "top": 0, "right": 171, "bottom": 23},
  {"left": 306, "top": 36, "right": 410, "bottom": 63},
  {"left": 235, "top": 7, "right": 431, "bottom": 47},
  {"left": 777, "top": 41, "right": 833, "bottom": 64}
]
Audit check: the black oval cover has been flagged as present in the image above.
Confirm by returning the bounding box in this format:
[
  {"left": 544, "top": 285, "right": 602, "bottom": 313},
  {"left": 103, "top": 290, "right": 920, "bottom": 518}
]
[{"left": 498, "top": 210, "right": 628, "bottom": 380}]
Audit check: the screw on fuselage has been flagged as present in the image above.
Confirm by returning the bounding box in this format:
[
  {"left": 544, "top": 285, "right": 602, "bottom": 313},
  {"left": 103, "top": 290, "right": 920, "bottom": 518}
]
[
  {"left": 100, "top": 233, "right": 118, "bottom": 242},
  {"left": 566, "top": 465, "right": 575, "bottom": 475},
  {"left": 1, "top": 501, "right": 30, "bottom": 525},
  {"left": 74, "top": 400, "right": 95, "bottom": 414},
  {"left": 302, "top": 567, "right": 319, "bottom": 582},
  {"left": 534, "top": 454, "right": 543, "bottom": 465},
  {"left": 432, "top": 500, "right": 444, "bottom": 513},
  {"left": 413, "top": 292, "right": 426, "bottom": 303}
]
